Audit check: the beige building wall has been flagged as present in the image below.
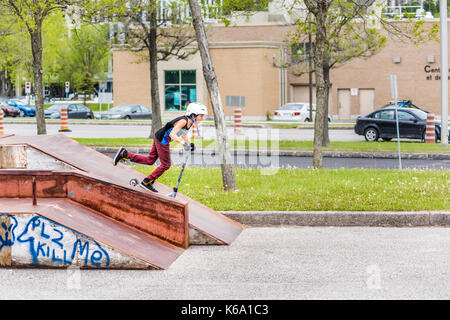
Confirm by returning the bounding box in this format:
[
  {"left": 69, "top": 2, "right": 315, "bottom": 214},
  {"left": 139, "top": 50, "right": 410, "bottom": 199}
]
[
  {"left": 329, "top": 30, "right": 445, "bottom": 118},
  {"left": 210, "top": 46, "right": 281, "bottom": 118},
  {"left": 113, "top": 44, "right": 281, "bottom": 119},
  {"left": 113, "top": 21, "right": 449, "bottom": 119},
  {"left": 113, "top": 50, "right": 151, "bottom": 107},
  {"left": 113, "top": 49, "right": 206, "bottom": 113}
]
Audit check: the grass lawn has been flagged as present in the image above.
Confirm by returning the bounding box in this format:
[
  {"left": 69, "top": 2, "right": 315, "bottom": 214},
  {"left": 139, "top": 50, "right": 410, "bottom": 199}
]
[
  {"left": 133, "top": 166, "right": 449, "bottom": 211},
  {"left": 74, "top": 137, "right": 450, "bottom": 153}
]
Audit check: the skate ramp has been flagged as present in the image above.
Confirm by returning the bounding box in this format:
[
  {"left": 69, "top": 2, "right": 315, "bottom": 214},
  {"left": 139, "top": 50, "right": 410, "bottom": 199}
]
[
  {"left": 0, "top": 170, "right": 186, "bottom": 269},
  {"left": 0, "top": 134, "right": 244, "bottom": 245}
]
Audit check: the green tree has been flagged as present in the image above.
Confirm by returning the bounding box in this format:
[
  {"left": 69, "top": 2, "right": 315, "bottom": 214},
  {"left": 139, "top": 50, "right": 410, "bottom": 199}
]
[
  {"left": 0, "top": 0, "right": 87, "bottom": 134},
  {"left": 42, "top": 12, "right": 69, "bottom": 91},
  {"left": 285, "top": 0, "right": 438, "bottom": 168},
  {"left": 79, "top": 70, "right": 96, "bottom": 104},
  {"left": 115, "top": 0, "right": 197, "bottom": 137},
  {"left": 0, "top": 7, "right": 30, "bottom": 98},
  {"left": 57, "top": 23, "right": 110, "bottom": 100}
]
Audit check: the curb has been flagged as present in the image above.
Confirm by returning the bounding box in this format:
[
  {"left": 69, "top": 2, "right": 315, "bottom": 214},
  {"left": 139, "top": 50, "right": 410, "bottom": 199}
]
[
  {"left": 220, "top": 211, "right": 450, "bottom": 227},
  {"left": 93, "top": 146, "right": 450, "bottom": 160},
  {"left": 296, "top": 125, "right": 352, "bottom": 130}
]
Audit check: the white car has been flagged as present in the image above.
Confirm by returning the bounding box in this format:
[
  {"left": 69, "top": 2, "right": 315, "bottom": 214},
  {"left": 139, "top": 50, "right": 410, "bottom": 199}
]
[{"left": 272, "top": 102, "right": 331, "bottom": 122}]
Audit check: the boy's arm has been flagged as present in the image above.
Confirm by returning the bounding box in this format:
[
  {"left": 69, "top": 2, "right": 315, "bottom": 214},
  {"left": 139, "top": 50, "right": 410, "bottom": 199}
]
[
  {"left": 169, "top": 120, "right": 188, "bottom": 145},
  {"left": 182, "top": 132, "right": 191, "bottom": 144}
]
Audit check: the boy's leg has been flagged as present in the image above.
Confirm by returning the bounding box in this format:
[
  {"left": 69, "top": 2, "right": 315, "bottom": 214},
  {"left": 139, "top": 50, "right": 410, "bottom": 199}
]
[
  {"left": 114, "top": 141, "right": 158, "bottom": 166},
  {"left": 146, "top": 139, "right": 171, "bottom": 182},
  {"left": 139, "top": 139, "right": 171, "bottom": 193},
  {"left": 128, "top": 141, "right": 158, "bottom": 165}
]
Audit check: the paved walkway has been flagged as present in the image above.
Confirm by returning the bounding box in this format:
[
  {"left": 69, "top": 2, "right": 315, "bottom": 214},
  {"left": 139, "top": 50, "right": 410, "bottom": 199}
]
[{"left": 2, "top": 227, "right": 450, "bottom": 300}]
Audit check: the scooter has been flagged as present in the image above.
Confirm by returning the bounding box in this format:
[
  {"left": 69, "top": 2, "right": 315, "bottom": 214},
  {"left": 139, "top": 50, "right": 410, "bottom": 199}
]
[{"left": 167, "top": 147, "right": 191, "bottom": 198}]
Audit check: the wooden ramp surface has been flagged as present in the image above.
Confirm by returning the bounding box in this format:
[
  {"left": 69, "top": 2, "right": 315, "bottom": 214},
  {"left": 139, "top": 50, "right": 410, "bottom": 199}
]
[
  {"left": 0, "top": 135, "right": 243, "bottom": 244},
  {"left": 0, "top": 198, "right": 183, "bottom": 269}
]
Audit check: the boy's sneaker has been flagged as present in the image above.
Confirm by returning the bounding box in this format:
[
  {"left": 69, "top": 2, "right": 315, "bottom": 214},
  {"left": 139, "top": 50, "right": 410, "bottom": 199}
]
[
  {"left": 139, "top": 179, "right": 158, "bottom": 193},
  {"left": 113, "top": 146, "right": 129, "bottom": 166}
]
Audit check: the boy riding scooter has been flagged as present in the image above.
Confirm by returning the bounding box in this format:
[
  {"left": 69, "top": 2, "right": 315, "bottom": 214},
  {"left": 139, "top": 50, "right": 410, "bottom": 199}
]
[{"left": 112, "top": 102, "right": 207, "bottom": 192}]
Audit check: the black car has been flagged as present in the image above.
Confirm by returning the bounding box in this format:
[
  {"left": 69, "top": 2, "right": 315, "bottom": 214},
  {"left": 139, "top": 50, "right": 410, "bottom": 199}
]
[
  {"left": 355, "top": 107, "right": 449, "bottom": 142},
  {"left": 381, "top": 100, "right": 428, "bottom": 113},
  {"left": 97, "top": 104, "right": 152, "bottom": 120},
  {"left": 44, "top": 103, "right": 94, "bottom": 119}
]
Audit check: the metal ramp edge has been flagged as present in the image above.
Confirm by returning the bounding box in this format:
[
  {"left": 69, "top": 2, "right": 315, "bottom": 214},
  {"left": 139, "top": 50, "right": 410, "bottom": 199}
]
[
  {"left": 0, "top": 198, "right": 184, "bottom": 269},
  {"left": 0, "top": 170, "right": 189, "bottom": 249}
]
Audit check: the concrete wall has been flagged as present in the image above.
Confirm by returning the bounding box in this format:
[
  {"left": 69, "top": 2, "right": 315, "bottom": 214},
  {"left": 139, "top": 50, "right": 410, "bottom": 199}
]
[{"left": 0, "top": 213, "right": 152, "bottom": 269}]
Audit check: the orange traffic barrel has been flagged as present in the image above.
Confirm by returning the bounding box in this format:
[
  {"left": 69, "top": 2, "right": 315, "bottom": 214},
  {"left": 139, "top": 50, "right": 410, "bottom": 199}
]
[
  {"left": 425, "top": 113, "right": 435, "bottom": 143},
  {"left": 191, "top": 121, "right": 202, "bottom": 139},
  {"left": 234, "top": 108, "right": 242, "bottom": 134},
  {"left": 59, "top": 106, "right": 72, "bottom": 132},
  {"left": 0, "top": 109, "right": 4, "bottom": 135}
]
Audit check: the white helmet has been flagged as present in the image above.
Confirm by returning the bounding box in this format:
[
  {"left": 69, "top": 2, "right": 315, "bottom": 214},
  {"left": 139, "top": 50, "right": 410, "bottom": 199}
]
[{"left": 185, "top": 102, "right": 208, "bottom": 116}]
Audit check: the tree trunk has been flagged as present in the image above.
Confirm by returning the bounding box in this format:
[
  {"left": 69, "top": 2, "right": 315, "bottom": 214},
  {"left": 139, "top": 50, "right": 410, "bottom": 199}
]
[
  {"left": 0, "top": 71, "right": 10, "bottom": 97},
  {"left": 312, "top": 7, "right": 327, "bottom": 169},
  {"left": 149, "top": 10, "right": 162, "bottom": 138},
  {"left": 322, "top": 61, "right": 330, "bottom": 147},
  {"left": 188, "top": 0, "right": 236, "bottom": 191},
  {"left": 30, "top": 22, "right": 46, "bottom": 135}
]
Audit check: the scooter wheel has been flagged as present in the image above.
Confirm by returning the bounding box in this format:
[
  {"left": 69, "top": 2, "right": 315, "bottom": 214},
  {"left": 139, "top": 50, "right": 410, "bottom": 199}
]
[{"left": 130, "top": 178, "right": 139, "bottom": 186}]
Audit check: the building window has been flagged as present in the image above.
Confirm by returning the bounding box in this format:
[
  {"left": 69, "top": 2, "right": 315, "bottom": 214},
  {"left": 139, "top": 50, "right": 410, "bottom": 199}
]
[
  {"left": 291, "top": 42, "right": 313, "bottom": 64},
  {"left": 164, "top": 70, "right": 196, "bottom": 111}
]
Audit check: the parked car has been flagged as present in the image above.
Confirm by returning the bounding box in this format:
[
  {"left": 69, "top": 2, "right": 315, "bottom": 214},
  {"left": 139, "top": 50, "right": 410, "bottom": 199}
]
[
  {"left": 0, "top": 101, "right": 20, "bottom": 117},
  {"left": 381, "top": 100, "right": 428, "bottom": 113},
  {"left": 97, "top": 104, "right": 152, "bottom": 120},
  {"left": 354, "top": 107, "right": 449, "bottom": 142},
  {"left": 2, "top": 99, "right": 36, "bottom": 117},
  {"left": 272, "top": 102, "right": 331, "bottom": 122},
  {"left": 44, "top": 103, "right": 94, "bottom": 119}
]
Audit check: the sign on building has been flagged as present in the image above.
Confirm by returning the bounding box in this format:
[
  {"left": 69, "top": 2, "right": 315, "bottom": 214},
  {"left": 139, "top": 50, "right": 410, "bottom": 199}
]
[{"left": 98, "top": 92, "right": 113, "bottom": 104}]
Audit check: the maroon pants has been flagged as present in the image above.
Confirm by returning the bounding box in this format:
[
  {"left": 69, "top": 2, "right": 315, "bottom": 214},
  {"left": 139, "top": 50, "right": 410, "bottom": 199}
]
[{"left": 128, "top": 137, "right": 171, "bottom": 181}]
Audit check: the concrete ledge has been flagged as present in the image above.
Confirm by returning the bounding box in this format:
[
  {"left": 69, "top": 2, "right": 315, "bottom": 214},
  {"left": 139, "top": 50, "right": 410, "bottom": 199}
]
[{"left": 220, "top": 211, "right": 450, "bottom": 227}]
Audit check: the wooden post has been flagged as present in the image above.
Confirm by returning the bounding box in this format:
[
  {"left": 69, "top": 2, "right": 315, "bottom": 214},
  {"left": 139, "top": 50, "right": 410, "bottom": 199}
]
[{"left": 0, "top": 145, "right": 27, "bottom": 169}]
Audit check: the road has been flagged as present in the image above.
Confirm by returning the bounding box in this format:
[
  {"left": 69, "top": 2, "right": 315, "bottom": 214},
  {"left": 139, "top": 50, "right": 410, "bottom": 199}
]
[
  {"left": 3, "top": 123, "right": 361, "bottom": 141},
  {"left": 2, "top": 227, "right": 450, "bottom": 300},
  {"left": 7, "top": 122, "right": 450, "bottom": 169},
  {"left": 168, "top": 152, "right": 450, "bottom": 170}
]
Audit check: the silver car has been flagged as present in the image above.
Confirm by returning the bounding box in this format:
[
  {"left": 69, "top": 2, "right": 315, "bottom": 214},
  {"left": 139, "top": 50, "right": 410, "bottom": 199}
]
[
  {"left": 97, "top": 104, "right": 152, "bottom": 120},
  {"left": 272, "top": 102, "right": 330, "bottom": 122}
]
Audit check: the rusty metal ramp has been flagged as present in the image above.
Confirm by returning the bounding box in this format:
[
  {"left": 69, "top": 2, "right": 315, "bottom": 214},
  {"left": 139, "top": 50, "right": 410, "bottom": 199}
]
[
  {"left": 0, "top": 134, "right": 244, "bottom": 245},
  {"left": 0, "top": 198, "right": 183, "bottom": 269},
  {"left": 0, "top": 170, "right": 187, "bottom": 269}
]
